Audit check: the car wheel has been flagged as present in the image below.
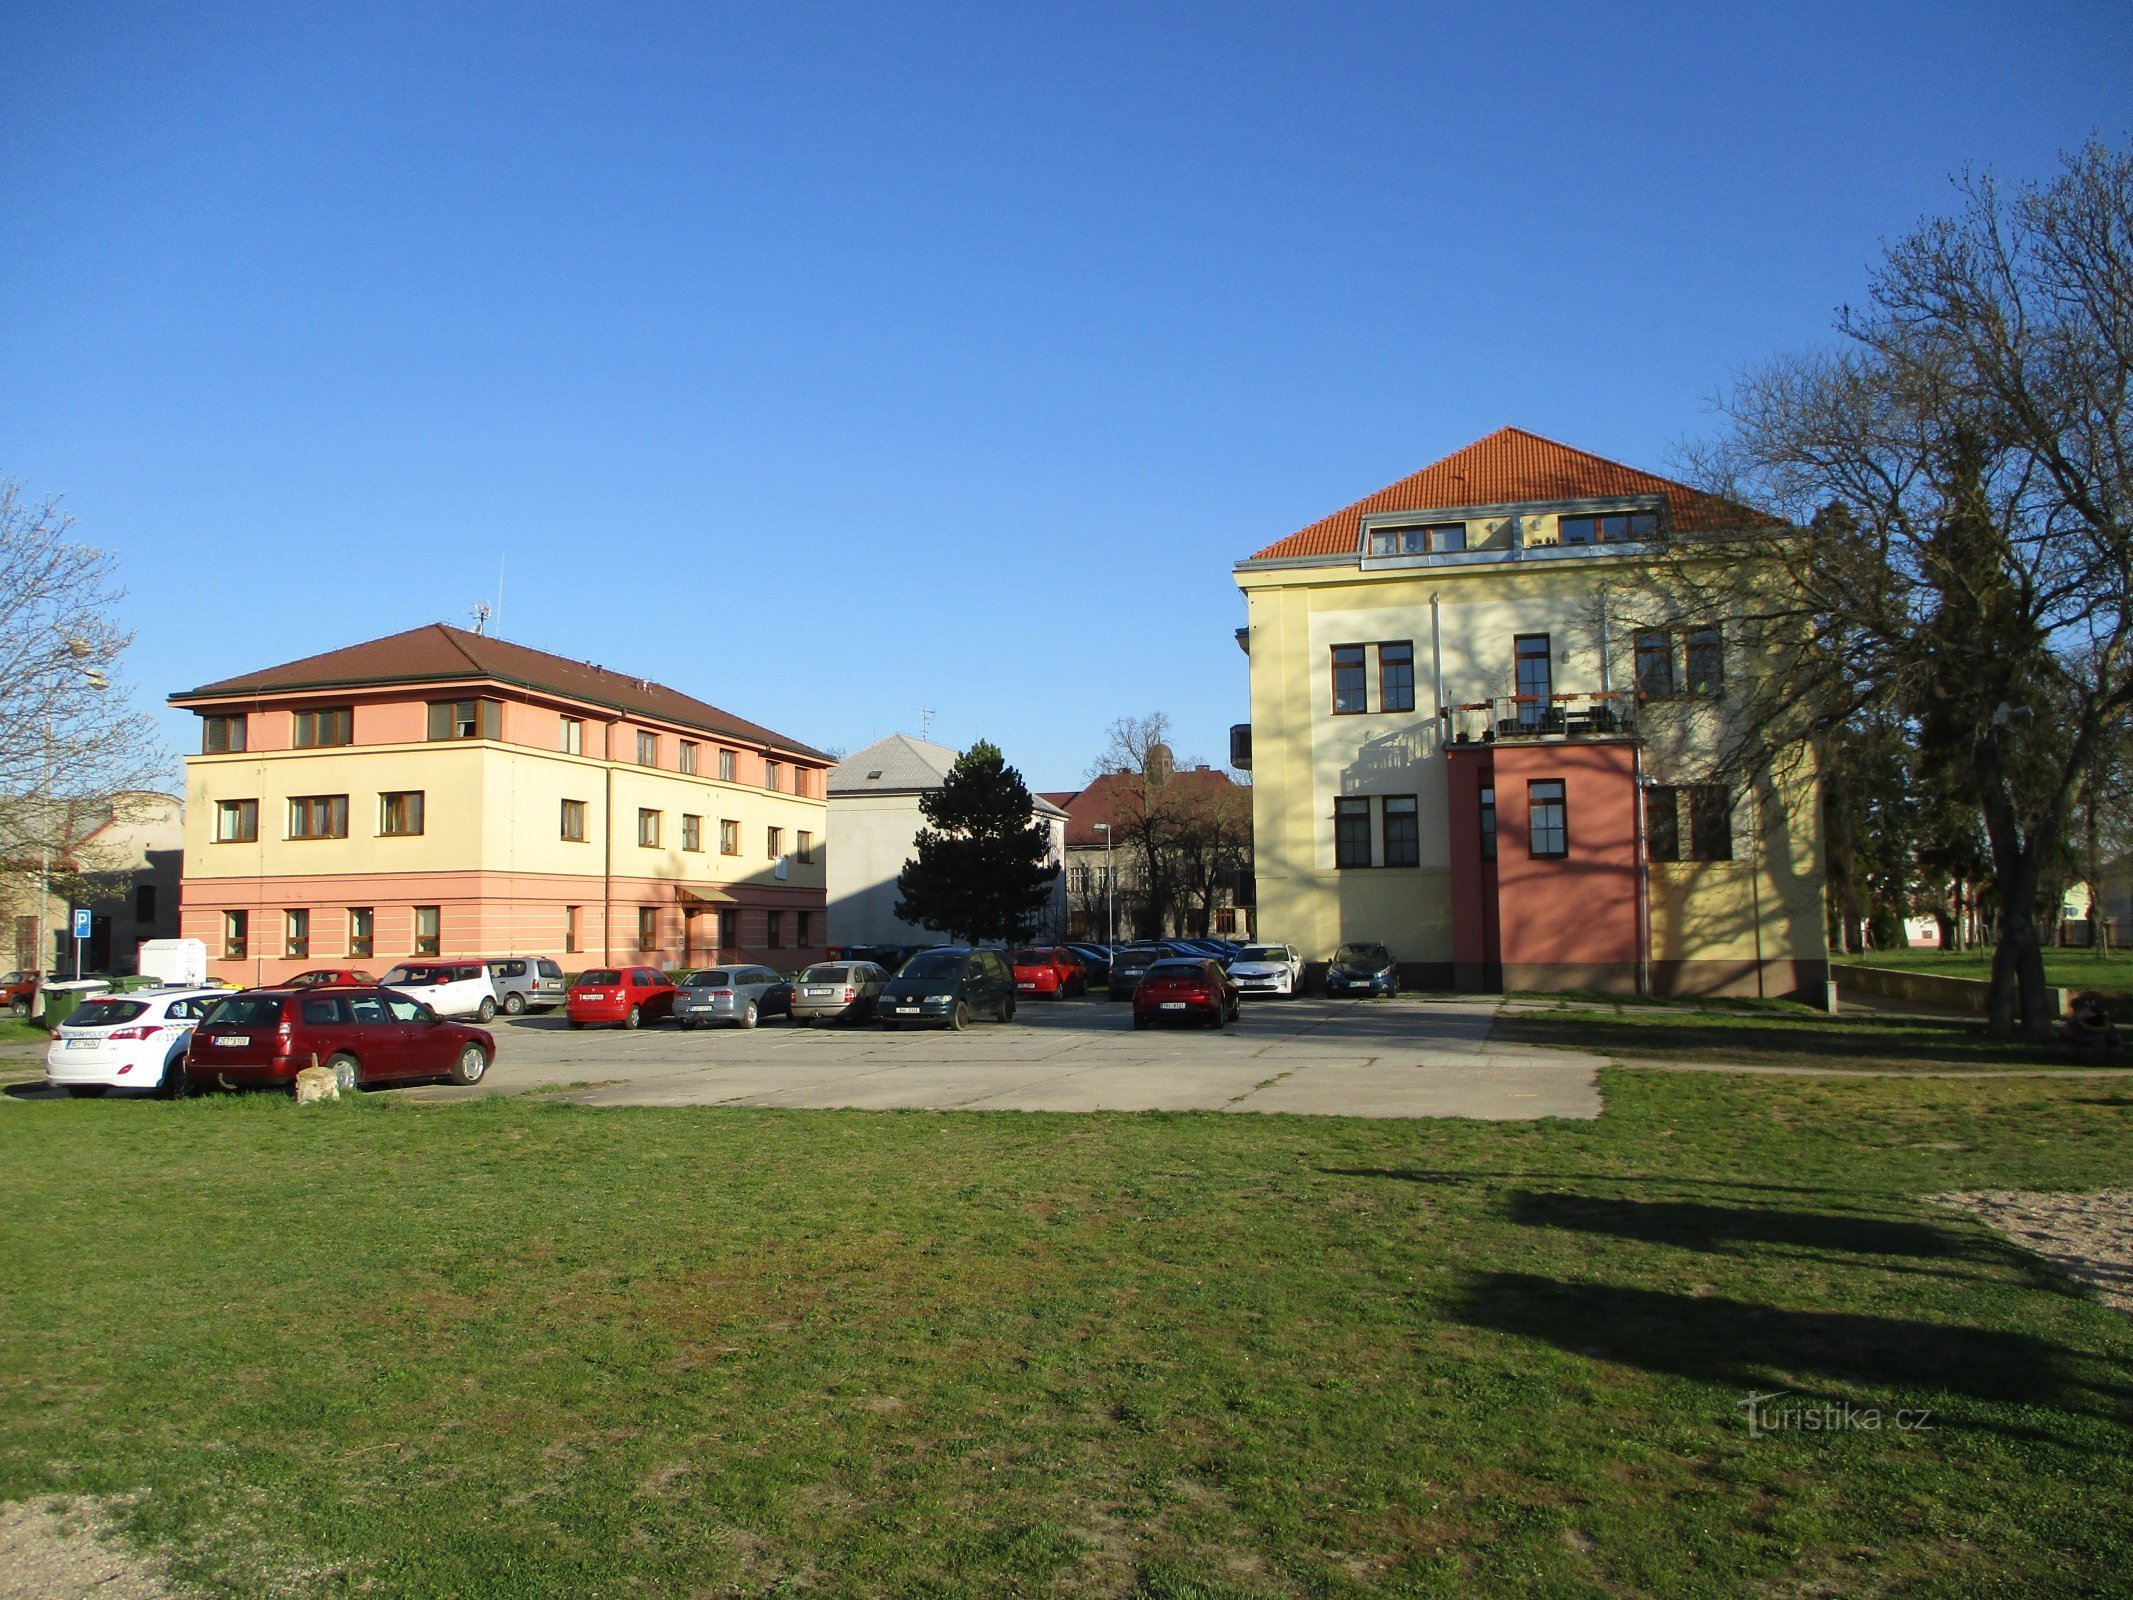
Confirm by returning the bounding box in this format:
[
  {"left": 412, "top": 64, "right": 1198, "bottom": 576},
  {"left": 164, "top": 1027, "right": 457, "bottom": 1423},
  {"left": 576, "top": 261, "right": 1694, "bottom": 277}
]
[
  {"left": 502, "top": 992, "right": 526, "bottom": 1016},
  {"left": 159, "top": 1054, "right": 190, "bottom": 1099},
  {"left": 1133, "top": 1012, "right": 1151, "bottom": 1030},
  {"left": 1208, "top": 1005, "right": 1225, "bottom": 1029},
  {"left": 449, "top": 1044, "right": 489, "bottom": 1086},
  {"left": 8, "top": 998, "right": 25, "bottom": 1019},
  {"left": 568, "top": 1019, "right": 585, "bottom": 1030},
  {"left": 475, "top": 996, "right": 497, "bottom": 1022},
  {"left": 741, "top": 1000, "right": 759, "bottom": 1030},
  {"left": 326, "top": 1053, "right": 360, "bottom": 1094},
  {"left": 950, "top": 1001, "right": 970, "bottom": 1032},
  {"left": 623, "top": 1005, "right": 642, "bottom": 1031}
]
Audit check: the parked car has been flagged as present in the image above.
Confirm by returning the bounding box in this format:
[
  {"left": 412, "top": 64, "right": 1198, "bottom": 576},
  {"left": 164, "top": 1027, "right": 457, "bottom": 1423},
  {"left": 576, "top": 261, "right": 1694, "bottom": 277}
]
[
  {"left": 1326, "top": 942, "right": 1399, "bottom": 997},
  {"left": 44, "top": 987, "right": 225, "bottom": 1097},
  {"left": 286, "top": 968, "right": 376, "bottom": 989},
  {"left": 1062, "top": 943, "right": 1113, "bottom": 985},
  {"left": 3, "top": 969, "right": 41, "bottom": 1018},
  {"left": 838, "top": 944, "right": 917, "bottom": 974},
  {"left": 877, "top": 947, "right": 1017, "bottom": 1030},
  {"left": 185, "top": 986, "right": 494, "bottom": 1092},
  {"left": 1105, "top": 944, "right": 1173, "bottom": 1002},
  {"left": 379, "top": 961, "right": 501, "bottom": 1020},
  {"left": 1228, "top": 943, "right": 1303, "bottom": 998},
  {"left": 1168, "top": 938, "right": 1230, "bottom": 962},
  {"left": 566, "top": 967, "right": 678, "bottom": 1030},
  {"left": 1010, "top": 947, "right": 1087, "bottom": 1000},
  {"left": 1132, "top": 959, "right": 1242, "bottom": 1029},
  {"left": 476, "top": 955, "right": 568, "bottom": 1014},
  {"left": 790, "top": 961, "right": 889, "bottom": 1025},
  {"left": 674, "top": 966, "right": 792, "bottom": 1029}
]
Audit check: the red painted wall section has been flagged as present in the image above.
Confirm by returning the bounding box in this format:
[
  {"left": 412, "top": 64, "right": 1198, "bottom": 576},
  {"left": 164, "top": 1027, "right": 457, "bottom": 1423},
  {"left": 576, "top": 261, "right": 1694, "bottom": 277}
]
[
  {"left": 1446, "top": 748, "right": 1496, "bottom": 975},
  {"left": 1491, "top": 741, "right": 1639, "bottom": 970}
]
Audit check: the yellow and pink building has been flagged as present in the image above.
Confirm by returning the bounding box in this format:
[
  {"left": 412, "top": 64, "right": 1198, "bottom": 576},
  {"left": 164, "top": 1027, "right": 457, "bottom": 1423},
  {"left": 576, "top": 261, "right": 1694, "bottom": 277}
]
[{"left": 170, "top": 625, "right": 830, "bottom": 985}]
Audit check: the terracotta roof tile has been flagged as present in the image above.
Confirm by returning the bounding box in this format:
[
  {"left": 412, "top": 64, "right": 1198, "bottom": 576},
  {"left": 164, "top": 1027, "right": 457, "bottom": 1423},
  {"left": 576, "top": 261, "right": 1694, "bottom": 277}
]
[
  {"left": 171, "top": 624, "right": 829, "bottom": 760},
  {"left": 1245, "top": 426, "right": 1751, "bottom": 562}
]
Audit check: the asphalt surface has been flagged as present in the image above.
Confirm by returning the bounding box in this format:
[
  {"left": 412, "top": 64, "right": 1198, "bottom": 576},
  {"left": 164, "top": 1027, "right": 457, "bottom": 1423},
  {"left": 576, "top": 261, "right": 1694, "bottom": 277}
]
[{"left": 393, "top": 994, "right": 1605, "bottom": 1120}]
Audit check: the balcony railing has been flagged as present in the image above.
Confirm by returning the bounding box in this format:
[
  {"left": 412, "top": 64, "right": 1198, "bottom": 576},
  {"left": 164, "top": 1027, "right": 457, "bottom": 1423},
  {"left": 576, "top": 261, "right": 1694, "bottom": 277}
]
[{"left": 1440, "top": 691, "right": 1637, "bottom": 745}]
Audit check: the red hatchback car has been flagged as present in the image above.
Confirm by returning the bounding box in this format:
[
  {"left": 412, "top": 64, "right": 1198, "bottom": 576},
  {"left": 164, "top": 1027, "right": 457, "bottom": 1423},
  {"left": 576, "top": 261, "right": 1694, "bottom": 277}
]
[
  {"left": 566, "top": 967, "right": 677, "bottom": 1030},
  {"left": 1132, "top": 959, "right": 1242, "bottom": 1030},
  {"left": 286, "top": 968, "right": 376, "bottom": 989},
  {"left": 1010, "top": 947, "right": 1087, "bottom": 1000},
  {"left": 184, "top": 986, "right": 494, "bottom": 1093}
]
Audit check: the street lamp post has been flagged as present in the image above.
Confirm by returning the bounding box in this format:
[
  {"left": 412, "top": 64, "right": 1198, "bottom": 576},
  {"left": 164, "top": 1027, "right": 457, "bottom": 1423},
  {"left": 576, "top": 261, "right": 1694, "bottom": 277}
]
[
  {"left": 31, "top": 639, "right": 107, "bottom": 1003},
  {"left": 1092, "top": 822, "right": 1114, "bottom": 946}
]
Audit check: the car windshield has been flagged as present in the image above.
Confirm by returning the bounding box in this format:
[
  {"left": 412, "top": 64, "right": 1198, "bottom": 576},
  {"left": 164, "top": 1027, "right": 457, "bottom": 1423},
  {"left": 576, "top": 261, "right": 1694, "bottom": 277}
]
[
  {"left": 1009, "top": 950, "right": 1050, "bottom": 966},
  {"left": 1333, "top": 944, "right": 1390, "bottom": 966},
  {"left": 575, "top": 970, "right": 622, "bottom": 986},
  {"left": 1239, "top": 947, "right": 1286, "bottom": 962},
  {"left": 680, "top": 971, "right": 731, "bottom": 987},
  {"left": 900, "top": 950, "right": 966, "bottom": 980},
  {"left": 202, "top": 996, "right": 285, "bottom": 1026},
  {"left": 802, "top": 966, "right": 849, "bottom": 983},
  {"left": 67, "top": 999, "right": 149, "bottom": 1027},
  {"left": 384, "top": 966, "right": 450, "bottom": 984},
  {"left": 1145, "top": 961, "right": 1203, "bottom": 978}
]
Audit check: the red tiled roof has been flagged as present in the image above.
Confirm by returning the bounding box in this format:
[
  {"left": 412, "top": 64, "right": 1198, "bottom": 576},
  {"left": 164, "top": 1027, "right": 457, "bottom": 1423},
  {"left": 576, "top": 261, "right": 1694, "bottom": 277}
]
[
  {"left": 1054, "top": 768, "right": 1242, "bottom": 848},
  {"left": 1245, "top": 426, "right": 1752, "bottom": 562},
  {"left": 171, "top": 624, "right": 830, "bottom": 760}
]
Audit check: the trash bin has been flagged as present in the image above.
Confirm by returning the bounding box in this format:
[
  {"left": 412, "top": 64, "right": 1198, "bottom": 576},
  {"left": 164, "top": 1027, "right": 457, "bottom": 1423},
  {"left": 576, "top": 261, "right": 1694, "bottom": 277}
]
[{"left": 35, "top": 979, "right": 113, "bottom": 1029}]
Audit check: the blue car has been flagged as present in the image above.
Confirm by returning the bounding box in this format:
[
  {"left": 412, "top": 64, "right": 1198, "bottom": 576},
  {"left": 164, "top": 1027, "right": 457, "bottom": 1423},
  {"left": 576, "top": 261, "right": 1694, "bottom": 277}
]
[{"left": 1325, "top": 942, "right": 1398, "bottom": 997}]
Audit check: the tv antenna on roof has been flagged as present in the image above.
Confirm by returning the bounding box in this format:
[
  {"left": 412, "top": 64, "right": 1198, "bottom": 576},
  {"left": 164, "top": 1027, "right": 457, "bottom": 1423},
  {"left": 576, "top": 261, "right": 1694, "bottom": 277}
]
[
  {"left": 919, "top": 706, "right": 935, "bottom": 739},
  {"left": 469, "top": 602, "right": 492, "bottom": 636}
]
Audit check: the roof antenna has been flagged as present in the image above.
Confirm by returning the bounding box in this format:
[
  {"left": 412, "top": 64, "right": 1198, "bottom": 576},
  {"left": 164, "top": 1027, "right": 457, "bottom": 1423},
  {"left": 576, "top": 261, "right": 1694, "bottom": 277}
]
[
  {"left": 919, "top": 706, "right": 935, "bottom": 739},
  {"left": 469, "top": 602, "right": 492, "bottom": 636}
]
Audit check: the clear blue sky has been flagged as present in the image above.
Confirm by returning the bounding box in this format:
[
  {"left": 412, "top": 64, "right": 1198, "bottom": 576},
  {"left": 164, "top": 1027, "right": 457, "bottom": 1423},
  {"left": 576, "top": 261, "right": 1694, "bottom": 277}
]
[{"left": 4, "top": 2, "right": 2126, "bottom": 791}]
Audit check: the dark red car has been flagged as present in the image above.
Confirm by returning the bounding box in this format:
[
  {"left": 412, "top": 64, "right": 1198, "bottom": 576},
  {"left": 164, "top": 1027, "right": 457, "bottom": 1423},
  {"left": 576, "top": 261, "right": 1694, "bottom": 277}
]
[
  {"left": 1010, "top": 947, "right": 1087, "bottom": 1000},
  {"left": 2, "top": 969, "right": 40, "bottom": 1018},
  {"left": 1132, "top": 959, "right": 1241, "bottom": 1030},
  {"left": 184, "top": 986, "right": 494, "bottom": 1093},
  {"left": 286, "top": 968, "right": 376, "bottom": 989},
  {"left": 566, "top": 967, "right": 677, "bottom": 1030}
]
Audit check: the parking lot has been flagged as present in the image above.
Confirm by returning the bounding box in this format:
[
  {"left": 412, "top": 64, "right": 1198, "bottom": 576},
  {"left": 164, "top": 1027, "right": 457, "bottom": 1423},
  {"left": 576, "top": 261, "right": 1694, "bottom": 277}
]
[{"left": 405, "top": 995, "right": 1605, "bottom": 1119}]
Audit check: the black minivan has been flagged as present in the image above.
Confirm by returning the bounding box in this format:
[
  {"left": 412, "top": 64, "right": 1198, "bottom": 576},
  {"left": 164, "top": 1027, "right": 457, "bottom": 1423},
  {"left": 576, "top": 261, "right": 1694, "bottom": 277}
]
[{"left": 876, "top": 947, "right": 1018, "bottom": 1030}]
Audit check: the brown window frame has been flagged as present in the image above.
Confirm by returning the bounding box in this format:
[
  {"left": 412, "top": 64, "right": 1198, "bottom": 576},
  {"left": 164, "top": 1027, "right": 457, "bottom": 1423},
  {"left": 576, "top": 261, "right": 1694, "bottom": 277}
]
[
  {"left": 718, "top": 748, "right": 736, "bottom": 782},
  {"left": 765, "top": 910, "right": 783, "bottom": 949},
  {"left": 1379, "top": 641, "right": 1416, "bottom": 714},
  {"left": 563, "top": 905, "right": 580, "bottom": 954},
  {"left": 215, "top": 799, "right": 258, "bottom": 844},
  {"left": 637, "top": 808, "right": 662, "bottom": 848},
  {"left": 413, "top": 905, "right": 441, "bottom": 956},
  {"left": 1334, "top": 797, "right": 1372, "bottom": 868},
  {"left": 222, "top": 909, "right": 248, "bottom": 959},
  {"left": 379, "top": 791, "right": 424, "bottom": 837},
  {"left": 796, "top": 830, "right": 814, "bottom": 865},
  {"left": 560, "top": 799, "right": 587, "bottom": 842},
  {"left": 348, "top": 906, "right": 374, "bottom": 959},
  {"left": 1365, "top": 521, "right": 1467, "bottom": 557},
  {"left": 720, "top": 818, "right": 740, "bottom": 855},
  {"left": 284, "top": 909, "right": 310, "bottom": 959},
  {"left": 289, "top": 795, "right": 349, "bottom": 840},
  {"left": 637, "top": 907, "right": 658, "bottom": 953},
  {"left": 767, "top": 825, "right": 783, "bottom": 860},
  {"left": 1528, "top": 780, "right": 1568, "bottom": 859},
  {"left": 1685, "top": 627, "right": 1724, "bottom": 696},
  {"left": 426, "top": 698, "right": 501, "bottom": 741},
  {"left": 636, "top": 730, "right": 660, "bottom": 768},
  {"left": 1382, "top": 795, "right": 1420, "bottom": 867},
  {"left": 202, "top": 714, "right": 246, "bottom": 754},
  {"left": 292, "top": 707, "right": 353, "bottom": 748},
  {"left": 682, "top": 814, "right": 703, "bottom": 852},
  {"left": 1332, "top": 645, "right": 1368, "bottom": 715},
  {"left": 1634, "top": 629, "right": 1675, "bottom": 700},
  {"left": 678, "top": 740, "right": 699, "bottom": 775}
]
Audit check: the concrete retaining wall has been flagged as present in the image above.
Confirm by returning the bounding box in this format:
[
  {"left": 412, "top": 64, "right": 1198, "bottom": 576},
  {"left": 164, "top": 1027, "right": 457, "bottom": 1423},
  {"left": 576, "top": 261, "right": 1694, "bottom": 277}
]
[{"left": 1835, "top": 964, "right": 2072, "bottom": 1017}]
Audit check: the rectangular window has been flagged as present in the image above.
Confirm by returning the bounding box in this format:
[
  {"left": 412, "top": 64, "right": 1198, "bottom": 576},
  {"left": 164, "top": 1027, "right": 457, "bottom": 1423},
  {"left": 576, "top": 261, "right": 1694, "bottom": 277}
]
[
  {"left": 1514, "top": 634, "right": 1552, "bottom": 726},
  {"left": 1334, "top": 797, "right": 1372, "bottom": 868},
  {"left": 638, "top": 907, "right": 657, "bottom": 952},
  {"left": 765, "top": 760, "right": 783, "bottom": 792},
  {"left": 637, "top": 730, "right": 659, "bottom": 767},
  {"left": 202, "top": 714, "right": 246, "bottom": 754},
  {"left": 563, "top": 905, "right": 579, "bottom": 954},
  {"left": 289, "top": 795, "right": 349, "bottom": 840},
  {"left": 796, "top": 910, "right": 811, "bottom": 947},
  {"left": 718, "top": 748, "right": 736, "bottom": 781},
  {"left": 717, "top": 908, "right": 739, "bottom": 950},
  {"left": 560, "top": 799, "right": 587, "bottom": 841},
  {"left": 215, "top": 799, "right": 258, "bottom": 843},
  {"left": 1689, "top": 785, "right": 1733, "bottom": 861},
  {"left": 766, "top": 910, "right": 783, "bottom": 949},
  {"left": 1648, "top": 786, "right": 1681, "bottom": 862},
  {"left": 349, "top": 907, "right": 374, "bottom": 959},
  {"left": 791, "top": 768, "right": 809, "bottom": 798},
  {"left": 1480, "top": 784, "right": 1497, "bottom": 860},
  {"left": 414, "top": 905, "right": 440, "bottom": 956},
  {"left": 682, "top": 814, "right": 703, "bottom": 852},
  {"left": 1528, "top": 780, "right": 1568, "bottom": 858},
  {"left": 285, "top": 909, "right": 309, "bottom": 959},
  {"left": 379, "top": 791, "right": 424, "bottom": 836},
  {"left": 1379, "top": 642, "right": 1416, "bottom": 714},
  {"left": 1686, "top": 628, "right": 1724, "bottom": 696},
  {"left": 679, "top": 740, "right": 699, "bottom": 774},
  {"left": 796, "top": 830, "right": 814, "bottom": 864},
  {"left": 767, "top": 826, "right": 784, "bottom": 859},
  {"left": 1559, "top": 510, "right": 1660, "bottom": 545},
  {"left": 1635, "top": 630, "right": 1675, "bottom": 700},
  {"left": 638, "top": 809, "right": 662, "bottom": 848},
  {"left": 720, "top": 818, "right": 740, "bottom": 855},
  {"left": 560, "top": 716, "right": 584, "bottom": 755},
  {"left": 1383, "top": 795, "right": 1419, "bottom": 867},
  {"left": 1332, "top": 645, "right": 1368, "bottom": 714},
  {"left": 292, "top": 707, "right": 353, "bottom": 748},
  {"left": 222, "top": 910, "right": 247, "bottom": 959},
  {"left": 426, "top": 699, "right": 501, "bottom": 741},
  {"left": 1366, "top": 522, "right": 1466, "bottom": 556},
  {"left": 134, "top": 885, "right": 156, "bottom": 922}
]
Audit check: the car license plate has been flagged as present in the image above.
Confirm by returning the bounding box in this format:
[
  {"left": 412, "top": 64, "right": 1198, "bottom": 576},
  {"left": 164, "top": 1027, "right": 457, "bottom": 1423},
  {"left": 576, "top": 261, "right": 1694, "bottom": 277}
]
[
  {"left": 65, "top": 1037, "right": 98, "bottom": 1049},
  {"left": 1160, "top": 1002, "right": 1186, "bottom": 1010},
  {"left": 894, "top": 1005, "right": 920, "bottom": 1014},
  {"left": 805, "top": 986, "right": 830, "bottom": 997},
  {"left": 579, "top": 992, "right": 605, "bottom": 1001},
  {"left": 213, "top": 1033, "right": 250, "bottom": 1046},
  {"left": 1017, "top": 982, "right": 1035, "bottom": 989}
]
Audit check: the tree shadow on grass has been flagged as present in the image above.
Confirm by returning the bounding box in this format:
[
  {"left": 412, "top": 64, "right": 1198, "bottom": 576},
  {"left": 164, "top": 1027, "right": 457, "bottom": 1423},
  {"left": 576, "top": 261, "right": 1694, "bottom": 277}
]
[
  {"left": 1504, "top": 1191, "right": 1979, "bottom": 1262},
  {"left": 1321, "top": 1167, "right": 1837, "bottom": 1197}
]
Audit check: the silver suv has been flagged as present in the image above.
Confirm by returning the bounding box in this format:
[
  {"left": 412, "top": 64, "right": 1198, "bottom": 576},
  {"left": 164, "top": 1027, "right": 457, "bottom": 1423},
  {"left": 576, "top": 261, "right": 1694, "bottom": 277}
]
[{"left": 474, "top": 956, "right": 568, "bottom": 1015}]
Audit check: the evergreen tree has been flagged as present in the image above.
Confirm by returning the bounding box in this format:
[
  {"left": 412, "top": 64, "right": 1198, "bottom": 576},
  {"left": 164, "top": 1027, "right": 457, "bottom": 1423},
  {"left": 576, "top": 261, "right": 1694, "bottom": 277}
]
[{"left": 894, "top": 741, "right": 1060, "bottom": 943}]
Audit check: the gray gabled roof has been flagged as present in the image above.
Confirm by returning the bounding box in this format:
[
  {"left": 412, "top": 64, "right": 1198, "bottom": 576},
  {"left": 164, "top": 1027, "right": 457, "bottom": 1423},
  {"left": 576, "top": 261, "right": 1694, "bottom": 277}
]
[{"left": 828, "top": 733, "right": 1067, "bottom": 818}]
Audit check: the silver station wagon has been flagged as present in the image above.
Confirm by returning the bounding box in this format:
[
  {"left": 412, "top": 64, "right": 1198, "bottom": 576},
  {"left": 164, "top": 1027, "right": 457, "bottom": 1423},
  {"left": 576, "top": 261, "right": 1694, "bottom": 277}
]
[
  {"left": 673, "top": 966, "right": 794, "bottom": 1029},
  {"left": 790, "top": 961, "right": 889, "bottom": 1025}
]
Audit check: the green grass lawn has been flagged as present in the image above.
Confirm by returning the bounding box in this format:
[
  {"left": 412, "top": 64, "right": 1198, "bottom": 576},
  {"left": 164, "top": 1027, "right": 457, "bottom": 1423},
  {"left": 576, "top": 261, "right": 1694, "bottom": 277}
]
[
  {"left": 3, "top": 1078, "right": 2130, "bottom": 1597},
  {"left": 1491, "top": 999, "right": 2104, "bottom": 1072},
  {"left": 1834, "top": 945, "right": 2132, "bottom": 994}
]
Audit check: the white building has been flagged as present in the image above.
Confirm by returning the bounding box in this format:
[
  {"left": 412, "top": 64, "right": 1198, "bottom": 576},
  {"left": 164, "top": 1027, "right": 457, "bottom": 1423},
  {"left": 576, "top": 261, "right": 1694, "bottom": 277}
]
[{"left": 826, "top": 734, "right": 1067, "bottom": 948}]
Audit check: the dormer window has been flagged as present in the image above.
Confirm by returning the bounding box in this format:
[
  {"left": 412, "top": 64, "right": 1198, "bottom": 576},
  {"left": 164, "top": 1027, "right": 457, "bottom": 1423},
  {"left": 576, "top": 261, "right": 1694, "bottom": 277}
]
[
  {"left": 1559, "top": 510, "right": 1660, "bottom": 545},
  {"left": 1366, "top": 522, "right": 1466, "bottom": 557}
]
